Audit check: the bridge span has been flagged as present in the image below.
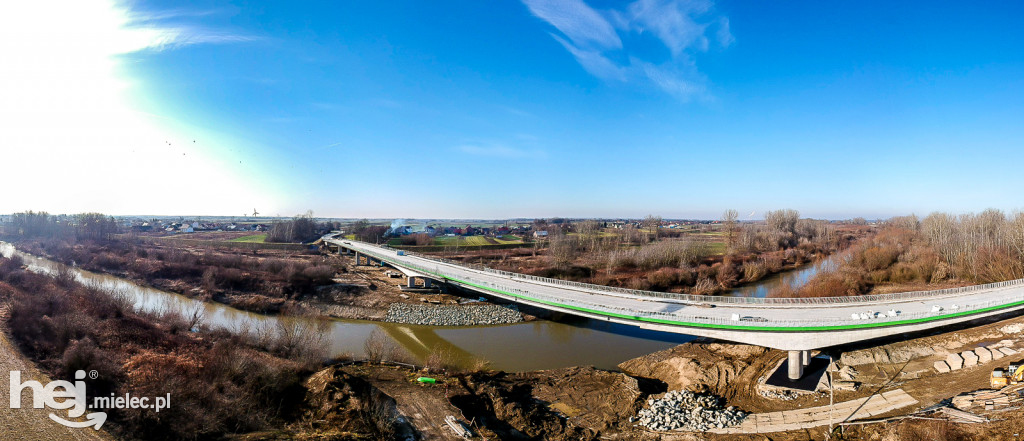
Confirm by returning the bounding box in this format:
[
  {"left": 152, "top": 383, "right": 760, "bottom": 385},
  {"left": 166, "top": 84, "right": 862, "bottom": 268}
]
[{"left": 326, "top": 237, "right": 1024, "bottom": 379}]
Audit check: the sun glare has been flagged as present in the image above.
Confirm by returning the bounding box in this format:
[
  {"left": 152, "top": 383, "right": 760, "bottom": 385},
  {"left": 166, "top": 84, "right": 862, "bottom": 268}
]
[{"left": 0, "top": 0, "right": 271, "bottom": 215}]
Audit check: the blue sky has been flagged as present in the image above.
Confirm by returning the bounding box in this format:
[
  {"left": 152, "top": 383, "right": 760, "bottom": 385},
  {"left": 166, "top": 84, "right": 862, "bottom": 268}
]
[{"left": 3, "top": 1, "right": 1023, "bottom": 219}]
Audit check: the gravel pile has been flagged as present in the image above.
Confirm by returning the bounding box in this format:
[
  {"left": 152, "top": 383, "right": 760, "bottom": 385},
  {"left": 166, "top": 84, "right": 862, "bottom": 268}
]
[
  {"left": 759, "top": 389, "right": 797, "bottom": 401},
  {"left": 385, "top": 303, "right": 523, "bottom": 326},
  {"left": 636, "top": 390, "right": 746, "bottom": 432}
]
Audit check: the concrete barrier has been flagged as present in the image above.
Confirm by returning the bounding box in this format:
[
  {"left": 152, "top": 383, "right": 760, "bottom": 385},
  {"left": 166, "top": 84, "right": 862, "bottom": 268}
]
[
  {"left": 975, "top": 347, "right": 993, "bottom": 363},
  {"left": 946, "top": 353, "right": 964, "bottom": 370},
  {"left": 992, "top": 347, "right": 1007, "bottom": 360},
  {"left": 961, "top": 351, "right": 979, "bottom": 368},
  {"left": 934, "top": 361, "right": 951, "bottom": 373}
]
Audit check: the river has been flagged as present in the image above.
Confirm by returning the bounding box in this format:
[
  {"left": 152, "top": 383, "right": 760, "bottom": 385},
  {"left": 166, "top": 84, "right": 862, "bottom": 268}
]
[
  {"left": 0, "top": 243, "right": 694, "bottom": 372},
  {"left": 1, "top": 243, "right": 834, "bottom": 371},
  {"left": 727, "top": 254, "right": 839, "bottom": 298}
]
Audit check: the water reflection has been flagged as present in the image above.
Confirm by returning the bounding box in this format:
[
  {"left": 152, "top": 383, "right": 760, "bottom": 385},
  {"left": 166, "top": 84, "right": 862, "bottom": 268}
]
[
  {"left": 728, "top": 255, "right": 839, "bottom": 298},
  {"left": 0, "top": 242, "right": 692, "bottom": 371}
]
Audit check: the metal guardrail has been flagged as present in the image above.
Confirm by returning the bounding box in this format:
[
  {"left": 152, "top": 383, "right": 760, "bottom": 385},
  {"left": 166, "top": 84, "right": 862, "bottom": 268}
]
[{"left": 332, "top": 239, "right": 1024, "bottom": 328}]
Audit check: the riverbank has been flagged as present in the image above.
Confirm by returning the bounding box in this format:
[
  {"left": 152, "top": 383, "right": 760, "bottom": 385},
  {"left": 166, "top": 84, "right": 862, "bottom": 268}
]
[
  {"left": 4, "top": 238, "right": 526, "bottom": 327},
  {"left": 7, "top": 245, "right": 1022, "bottom": 439},
  {"left": 422, "top": 222, "right": 871, "bottom": 298}
]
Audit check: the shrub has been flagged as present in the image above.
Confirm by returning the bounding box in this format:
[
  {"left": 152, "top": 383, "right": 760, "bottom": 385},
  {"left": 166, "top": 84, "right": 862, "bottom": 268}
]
[
  {"left": 742, "top": 260, "right": 767, "bottom": 282},
  {"left": 647, "top": 268, "right": 680, "bottom": 290},
  {"left": 860, "top": 246, "right": 900, "bottom": 271},
  {"left": 715, "top": 260, "right": 739, "bottom": 288}
]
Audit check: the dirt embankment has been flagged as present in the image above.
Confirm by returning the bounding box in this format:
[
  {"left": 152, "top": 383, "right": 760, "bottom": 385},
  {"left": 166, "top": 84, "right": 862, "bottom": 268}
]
[
  {"left": 450, "top": 366, "right": 651, "bottom": 440},
  {"left": 297, "top": 364, "right": 655, "bottom": 441},
  {"left": 13, "top": 238, "right": 517, "bottom": 324},
  {"left": 619, "top": 342, "right": 770, "bottom": 400},
  {"left": 0, "top": 325, "right": 114, "bottom": 441}
]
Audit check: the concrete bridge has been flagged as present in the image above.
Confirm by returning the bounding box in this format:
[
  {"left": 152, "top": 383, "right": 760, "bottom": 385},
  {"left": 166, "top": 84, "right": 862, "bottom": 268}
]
[{"left": 327, "top": 237, "right": 1024, "bottom": 379}]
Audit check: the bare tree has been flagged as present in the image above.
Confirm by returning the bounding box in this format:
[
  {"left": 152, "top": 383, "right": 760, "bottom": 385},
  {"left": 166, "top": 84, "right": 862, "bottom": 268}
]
[
  {"left": 722, "top": 209, "right": 738, "bottom": 251},
  {"left": 643, "top": 214, "right": 662, "bottom": 242},
  {"left": 577, "top": 219, "right": 601, "bottom": 252},
  {"left": 549, "top": 234, "right": 579, "bottom": 268}
]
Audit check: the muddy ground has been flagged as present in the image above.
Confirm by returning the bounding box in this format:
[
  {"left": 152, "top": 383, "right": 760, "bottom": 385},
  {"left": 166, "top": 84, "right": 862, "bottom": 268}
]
[{"left": 299, "top": 308, "right": 1024, "bottom": 441}]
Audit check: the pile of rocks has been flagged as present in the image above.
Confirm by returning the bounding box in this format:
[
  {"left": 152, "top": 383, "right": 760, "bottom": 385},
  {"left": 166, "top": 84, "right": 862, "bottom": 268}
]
[
  {"left": 758, "top": 388, "right": 797, "bottom": 401},
  {"left": 635, "top": 390, "right": 746, "bottom": 432},
  {"left": 385, "top": 303, "right": 523, "bottom": 326}
]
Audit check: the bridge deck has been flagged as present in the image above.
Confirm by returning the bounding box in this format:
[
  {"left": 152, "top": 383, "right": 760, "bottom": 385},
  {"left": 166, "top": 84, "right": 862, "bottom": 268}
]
[{"left": 329, "top": 238, "right": 1024, "bottom": 350}]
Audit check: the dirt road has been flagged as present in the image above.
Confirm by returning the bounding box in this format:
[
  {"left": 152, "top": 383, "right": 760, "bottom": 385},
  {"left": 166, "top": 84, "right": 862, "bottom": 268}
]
[{"left": 0, "top": 328, "right": 114, "bottom": 441}]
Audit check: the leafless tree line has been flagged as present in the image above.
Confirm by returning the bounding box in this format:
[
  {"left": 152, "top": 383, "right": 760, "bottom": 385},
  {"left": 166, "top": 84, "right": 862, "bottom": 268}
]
[
  {"left": 918, "top": 209, "right": 1024, "bottom": 282},
  {"left": 736, "top": 209, "right": 837, "bottom": 253}
]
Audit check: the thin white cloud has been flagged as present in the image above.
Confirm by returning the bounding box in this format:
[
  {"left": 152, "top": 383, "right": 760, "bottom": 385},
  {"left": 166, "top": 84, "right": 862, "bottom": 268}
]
[
  {"left": 551, "top": 35, "right": 627, "bottom": 81},
  {"left": 522, "top": 0, "right": 621, "bottom": 51},
  {"left": 717, "top": 17, "right": 734, "bottom": 48},
  {"left": 626, "top": 0, "right": 710, "bottom": 56},
  {"left": 634, "top": 58, "right": 705, "bottom": 100},
  {"left": 523, "top": 0, "right": 729, "bottom": 101}
]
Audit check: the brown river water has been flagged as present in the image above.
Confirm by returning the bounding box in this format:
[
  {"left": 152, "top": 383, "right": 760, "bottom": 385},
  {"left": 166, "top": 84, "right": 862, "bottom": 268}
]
[
  {"left": 0, "top": 243, "right": 832, "bottom": 371},
  {"left": 1, "top": 242, "right": 698, "bottom": 371}
]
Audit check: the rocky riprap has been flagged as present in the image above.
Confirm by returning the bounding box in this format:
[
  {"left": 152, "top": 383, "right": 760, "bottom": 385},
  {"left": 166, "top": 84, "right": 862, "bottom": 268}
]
[
  {"left": 759, "top": 388, "right": 797, "bottom": 401},
  {"left": 385, "top": 303, "right": 523, "bottom": 326},
  {"left": 635, "top": 390, "right": 746, "bottom": 432}
]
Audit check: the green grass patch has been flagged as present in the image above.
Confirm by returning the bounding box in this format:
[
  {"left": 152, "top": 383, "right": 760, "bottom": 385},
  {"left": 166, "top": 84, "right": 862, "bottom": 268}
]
[
  {"left": 707, "top": 242, "right": 727, "bottom": 255},
  {"left": 435, "top": 236, "right": 493, "bottom": 246},
  {"left": 229, "top": 234, "right": 267, "bottom": 243},
  {"left": 494, "top": 235, "right": 524, "bottom": 244}
]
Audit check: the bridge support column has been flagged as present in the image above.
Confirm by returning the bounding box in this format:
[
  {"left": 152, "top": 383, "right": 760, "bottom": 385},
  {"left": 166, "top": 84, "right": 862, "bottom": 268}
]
[
  {"left": 407, "top": 276, "right": 416, "bottom": 288},
  {"left": 801, "top": 350, "right": 811, "bottom": 366},
  {"left": 423, "top": 279, "right": 432, "bottom": 288},
  {"left": 353, "top": 252, "right": 361, "bottom": 265},
  {"left": 788, "top": 350, "right": 803, "bottom": 380}
]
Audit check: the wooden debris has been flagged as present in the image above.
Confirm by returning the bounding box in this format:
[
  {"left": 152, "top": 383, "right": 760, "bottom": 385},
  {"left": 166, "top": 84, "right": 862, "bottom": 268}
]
[
  {"left": 445, "top": 415, "right": 473, "bottom": 439},
  {"left": 932, "top": 407, "right": 989, "bottom": 424}
]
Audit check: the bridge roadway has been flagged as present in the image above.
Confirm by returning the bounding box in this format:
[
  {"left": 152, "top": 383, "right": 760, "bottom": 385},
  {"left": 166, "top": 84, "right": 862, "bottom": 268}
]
[{"left": 326, "top": 238, "right": 1024, "bottom": 378}]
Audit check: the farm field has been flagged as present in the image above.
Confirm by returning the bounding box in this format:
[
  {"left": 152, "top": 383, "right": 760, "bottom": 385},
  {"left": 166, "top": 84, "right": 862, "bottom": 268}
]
[
  {"left": 230, "top": 233, "right": 267, "bottom": 243},
  {"left": 418, "top": 235, "right": 526, "bottom": 246}
]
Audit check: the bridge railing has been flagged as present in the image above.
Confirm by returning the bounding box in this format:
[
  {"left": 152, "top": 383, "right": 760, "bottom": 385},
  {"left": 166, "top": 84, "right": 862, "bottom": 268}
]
[
  {"left": 342, "top": 239, "right": 1024, "bottom": 306},
  {"left": 342, "top": 245, "right": 1024, "bottom": 327}
]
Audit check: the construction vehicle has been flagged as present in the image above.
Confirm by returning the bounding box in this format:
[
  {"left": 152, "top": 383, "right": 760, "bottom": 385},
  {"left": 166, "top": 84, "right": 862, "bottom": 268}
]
[
  {"left": 991, "top": 361, "right": 1024, "bottom": 388},
  {"left": 992, "top": 368, "right": 1008, "bottom": 388}
]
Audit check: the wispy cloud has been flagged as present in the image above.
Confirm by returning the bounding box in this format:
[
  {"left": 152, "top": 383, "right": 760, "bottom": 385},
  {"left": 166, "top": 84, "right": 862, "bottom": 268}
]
[
  {"left": 458, "top": 144, "right": 545, "bottom": 159},
  {"left": 113, "top": 6, "right": 259, "bottom": 53},
  {"left": 716, "top": 17, "right": 734, "bottom": 48},
  {"left": 522, "top": 0, "right": 621, "bottom": 51},
  {"left": 551, "top": 35, "right": 627, "bottom": 81},
  {"left": 523, "top": 0, "right": 732, "bottom": 101}
]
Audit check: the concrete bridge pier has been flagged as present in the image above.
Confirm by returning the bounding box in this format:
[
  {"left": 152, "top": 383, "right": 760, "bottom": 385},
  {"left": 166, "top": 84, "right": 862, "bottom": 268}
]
[
  {"left": 801, "top": 350, "right": 811, "bottom": 367},
  {"left": 407, "top": 276, "right": 417, "bottom": 288},
  {"left": 788, "top": 350, "right": 803, "bottom": 380},
  {"left": 423, "top": 279, "right": 432, "bottom": 288}
]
